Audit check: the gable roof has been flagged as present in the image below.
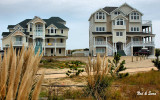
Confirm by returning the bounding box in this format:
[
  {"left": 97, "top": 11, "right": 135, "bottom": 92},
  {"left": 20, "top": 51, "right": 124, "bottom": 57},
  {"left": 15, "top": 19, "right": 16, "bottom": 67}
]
[
  {"left": 7, "top": 17, "right": 68, "bottom": 29},
  {"left": 103, "top": 7, "right": 118, "bottom": 13}
]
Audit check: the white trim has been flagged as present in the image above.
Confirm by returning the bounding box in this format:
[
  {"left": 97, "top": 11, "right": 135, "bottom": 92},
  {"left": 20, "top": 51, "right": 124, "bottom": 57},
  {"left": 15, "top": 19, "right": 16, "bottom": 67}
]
[
  {"left": 2, "top": 30, "right": 26, "bottom": 40},
  {"left": 27, "top": 16, "right": 46, "bottom": 25},
  {"left": 112, "top": 14, "right": 128, "bottom": 20},
  {"left": 127, "top": 9, "right": 143, "bottom": 16},
  {"left": 13, "top": 24, "right": 23, "bottom": 30},
  {"left": 46, "top": 24, "right": 58, "bottom": 29},
  {"left": 88, "top": 8, "right": 109, "bottom": 21}
]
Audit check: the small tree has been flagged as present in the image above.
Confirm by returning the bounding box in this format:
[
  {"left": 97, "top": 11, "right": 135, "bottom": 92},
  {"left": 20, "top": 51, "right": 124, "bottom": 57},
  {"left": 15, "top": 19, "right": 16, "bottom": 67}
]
[
  {"left": 108, "top": 52, "right": 126, "bottom": 76},
  {"left": 152, "top": 49, "right": 160, "bottom": 70}
]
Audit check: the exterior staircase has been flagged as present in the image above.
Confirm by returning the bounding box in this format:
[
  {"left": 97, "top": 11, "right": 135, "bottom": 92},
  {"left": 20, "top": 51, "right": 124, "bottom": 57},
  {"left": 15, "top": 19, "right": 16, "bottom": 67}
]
[
  {"left": 35, "top": 46, "right": 42, "bottom": 55},
  {"left": 117, "top": 50, "right": 126, "bottom": 56}
]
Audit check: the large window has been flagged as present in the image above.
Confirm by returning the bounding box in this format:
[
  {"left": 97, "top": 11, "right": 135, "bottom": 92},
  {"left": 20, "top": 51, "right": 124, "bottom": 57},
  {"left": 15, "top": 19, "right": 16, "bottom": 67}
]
[
  {"left": 16, "top": 36, "right": 22, "bottom": 41},
  {"left": 116, "top": 32, "right": 123, "bottom": 36},
  {"left": 96, "top": 27, "right": 105, "bottom": 32},
  {"left": 131, "top": 27, "right": 140, "bottom": 32},
  {"left": 133, "top": 37, "right": 139, "bottom": 41},
  {"left": 50, "top": 27, "right": 56, "bottom": 33},
  {"left": 116, "top": 18, "right": 124, "bottom": 25},
  {"left": 96, "top": 48, "right": 105, "bottom": 53},
  {"left": 96, "top": 12, "right": 105, "bottom": 19},
  {"left": 30, "top": 23, "right": 32, "bottom": 32},
  {"left": 96, "top": 37, "right": 104, "bottom": 41},
  {"left": 131, "top": 12, "right": 140, "bottom": 20},
  {"left": 114, "top": 11, "right": 120, "bottom": 15}
]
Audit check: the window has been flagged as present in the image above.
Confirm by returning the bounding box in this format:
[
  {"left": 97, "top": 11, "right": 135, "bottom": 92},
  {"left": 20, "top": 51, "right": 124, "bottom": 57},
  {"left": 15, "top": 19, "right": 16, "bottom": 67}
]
[
  {"left": 131, "top": 27, "right": 133, "bottom": 31},
  {"left": 47, "top": 39, "right": 50, "bottom": 43},
  {"left": 96, "top": 37, "right": 104, "bottom": 41},
  {"left": 59, "top": 49, "right": 61, "bottom": 54},
  {"left": 131, "top": 12, "right": 140, "bottom": 20},
  {"left": 26, "top": 37, "right": 28, "bottom": 42},
  {"left": 48, "top": 29, "right": 50, "bottom": 33},
  {"left": 60, "top": 39, "right": 63, "bottom": 43},
  {"left": 16, "top": 36, "right": 22, "bottom": 41},
  {"left": 51, "top": 27, "right": 54, "bottom": 33},
  {"left": 96, "top": 27, "right": 105, "bottom": 32},
  {"left": 131, "top": 27, "right": 140, "bottom": 32},
  {"left": 114, "top": 11, "right": 120, "bottom": 15},
  {"left": 116, "top": 32, "right": 123, "bottom": 36},
  {"left": 61, "top": 30, "right": 63, "bottom": 34},
  {"left": 30, "top": 23, "right": 32, "bottom": 32},
  {"left": 55, "top": 29, "right": 56, "bottom": 33},
  {"left": 133, "top": 37, "right": 139, "bottom": 41},
  {"left": 96, "top": 12, "right": 105, "bottom": 19},
  {"left": 116, "top": 18, "right": 124, "bottom": 25},
  {"left": 96, "top": 48, "right": 105, "bottom": 53}
]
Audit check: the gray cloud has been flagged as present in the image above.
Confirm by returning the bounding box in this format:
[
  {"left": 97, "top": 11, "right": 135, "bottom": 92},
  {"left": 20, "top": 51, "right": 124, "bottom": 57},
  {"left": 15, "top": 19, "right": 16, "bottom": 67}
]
[{"left": 0, "top": 0, "right": 160, "bottom": 49}]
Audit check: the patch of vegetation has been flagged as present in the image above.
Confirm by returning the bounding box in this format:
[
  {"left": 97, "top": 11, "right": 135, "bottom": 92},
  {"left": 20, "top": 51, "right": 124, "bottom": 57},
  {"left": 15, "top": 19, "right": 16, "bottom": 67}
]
[
  {"left": 39, "top": 59, "right": 86, "bottom": 69},
  {"left": 108, "top": 52, "right": 126, "bottom": 77},
  {"left": 66, "top": 61, "right": 84, "bottom": 78},
  {"left": 152, "top": 49, "right": 160, "bottom": 70}
]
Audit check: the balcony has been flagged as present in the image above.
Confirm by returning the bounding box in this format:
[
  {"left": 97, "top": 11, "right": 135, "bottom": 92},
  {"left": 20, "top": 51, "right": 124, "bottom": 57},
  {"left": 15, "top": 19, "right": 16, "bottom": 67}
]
[
  {"left": 45, "top": 43, "right": 66, "bottom": 48},
  {"left": 95, "top": 41, "right": 106, "bottom": 46},
  {"left": 113, "top": 25, "right": 126, "bottom": 30},
  {"left": 132, "top": 41, "right": 154, "bottom": 47},
  {"left": 142, "top": 20, "right": 152, "bottom": 26},
  {"left": 13, "top": 41, "right": 23, "bottom": 46}
]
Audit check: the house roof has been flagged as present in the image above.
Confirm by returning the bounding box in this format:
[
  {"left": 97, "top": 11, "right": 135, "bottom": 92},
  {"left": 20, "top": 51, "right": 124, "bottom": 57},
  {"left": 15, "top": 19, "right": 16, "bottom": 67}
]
[
  {"left": 7, "top": 17, "right": 68, "bottom": 29},
  {"left": 92, "top": 32, "right": 112, "bottom": 35},
  {"left": 2, "top": 31, "right": 29, "bottom": 37},
  {"left": 7, "top": 25, "right": 16, "bottom": 29},
  {"left": 126, "top": 32, "right": 155, "bottom": 36},
  {"left": 103, "top": 7, "right": 118, "bottom": 13},
  {"left": 4, "top": 17, "right": 68, "bottom": 37}
]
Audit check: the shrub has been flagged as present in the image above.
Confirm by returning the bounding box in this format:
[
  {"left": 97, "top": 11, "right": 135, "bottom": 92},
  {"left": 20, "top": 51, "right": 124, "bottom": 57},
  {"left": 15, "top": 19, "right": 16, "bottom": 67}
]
[
  {"left": 0, "top": 44, "right": 44, "bottom": 100},
  {"left": 108, "top": 52, "right": 126, "bottom": 76},
  {"left": 152, "top": 49, "right": 160, "bottom": 70},
  {"left": 66, "top": 64, "right": 84, "bottom": 78},
  {"left": 85, "top": 54, "right": 121, "bottom": 100}
]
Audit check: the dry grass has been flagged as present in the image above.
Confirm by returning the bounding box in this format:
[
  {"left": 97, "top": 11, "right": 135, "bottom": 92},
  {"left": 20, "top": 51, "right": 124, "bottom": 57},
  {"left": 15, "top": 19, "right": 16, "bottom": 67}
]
[{"left": 0, "top": 44, "right": 44, "bottom": 100}]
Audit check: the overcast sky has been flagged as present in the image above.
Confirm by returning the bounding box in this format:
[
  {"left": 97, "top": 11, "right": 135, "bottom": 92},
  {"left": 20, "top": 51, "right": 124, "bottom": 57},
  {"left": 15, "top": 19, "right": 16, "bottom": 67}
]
[{"left": 0, "top": 0, "right": 160, "bottom": 50}]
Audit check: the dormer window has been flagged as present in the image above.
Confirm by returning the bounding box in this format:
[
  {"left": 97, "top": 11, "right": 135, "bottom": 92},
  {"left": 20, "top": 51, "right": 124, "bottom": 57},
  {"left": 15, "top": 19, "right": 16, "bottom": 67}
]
[
  {"left": 114, "top": 11, "right": 120, "bottom": 15},
  {"left": 51, "top": 27, "right": 54, "bottom": 33},
  {"left": 116, "top": 18, "right": 124, "bottom": 25},
  {"left": 96, "top": 12, "right": 105, "bottom": 19},
  {"left": 30, "top": 23, "right": 32, "bottom": 32},
  {"left": 131, "top": 12, "right": 140, "bottom": 20}
]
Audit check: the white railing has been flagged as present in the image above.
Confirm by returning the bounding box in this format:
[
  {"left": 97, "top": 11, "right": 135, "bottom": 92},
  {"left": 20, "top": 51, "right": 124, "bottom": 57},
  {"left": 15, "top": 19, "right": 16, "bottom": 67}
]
[
  {"left": 14, "top": 41, "right": 23, "bottom": 45},
  {"left": 45, "top": 43, "right": 65, "bottom": 47},
  {"left": 95, "top": 41, "right": 106, "bottom": 45},
  {"left": 45, "top": 43, "right": 55, "bottom": 46},
  {"left": 107, "top": 42, "right": 113, "bottom": 56},
  {"left": 142, "top": 20, "right": 152, "bottom": 25},
  {"left": 132, "top": 41, "right": 154, "bottom": 46},
  {"left": 56, "top": 43, "right": 66, "bottom": 47}
]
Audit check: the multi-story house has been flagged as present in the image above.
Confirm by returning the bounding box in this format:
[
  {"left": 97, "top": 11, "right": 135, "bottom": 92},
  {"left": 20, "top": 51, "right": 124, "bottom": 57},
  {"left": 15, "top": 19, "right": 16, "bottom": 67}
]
[
  {"left": 89, "top": 3, "right": 155, "bottom": 56},
  {"left": 2, "top": 16, "right": 69, "bottom": 56}
]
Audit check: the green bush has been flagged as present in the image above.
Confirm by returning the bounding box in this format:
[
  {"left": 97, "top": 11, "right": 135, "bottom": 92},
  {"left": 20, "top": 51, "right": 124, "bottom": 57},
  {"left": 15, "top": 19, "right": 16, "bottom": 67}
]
[{"left": 152, "top": 49, "right": 160, "bottom": 70}]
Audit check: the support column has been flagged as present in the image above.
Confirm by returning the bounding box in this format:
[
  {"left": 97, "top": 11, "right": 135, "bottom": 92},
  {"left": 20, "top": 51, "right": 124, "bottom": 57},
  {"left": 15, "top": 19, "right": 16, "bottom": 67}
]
[
  {"left": 65, "top": 47, "right": 66, "bottom": 56},
  {"left": 148, "top": 27, "right": 150, "bottom": 33},
  {"left": 113, "top": 43, "right": 114, "bottom": 55},
  {"left": 131, "top": 36, "right": 133, "bottom": 47},
  {"left": 94, "top": 37, "right": 95, "bottom": 47},
  {"left": 143, "top": 37, "right": 145, "bottom": 48},
  {"left": 115, "top": 42, "right": 117, "bottom": 53},
  {"left": 131, "top": 47, "right": 133, "bottom": 56},
  {"left": 106, "top": 37, "right": 108, "bottom": 56},
  {"left": 55, "top": 38, "right": 57, "bottom": 56}
]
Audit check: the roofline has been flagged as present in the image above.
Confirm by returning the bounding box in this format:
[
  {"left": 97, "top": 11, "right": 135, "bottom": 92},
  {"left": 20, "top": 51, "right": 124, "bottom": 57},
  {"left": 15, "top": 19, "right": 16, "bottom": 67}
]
[
  {"left": 2, "top": 30, "right": 26, "bottom": 40},
  {"left": 112, "top": 14, "right": 128, "bottom": 20},
  {"left": 27, "top": 16, "right": 46, "bottom": 25},
  {"left": 88, "top": 8, "right": 109, "bottom": 21}
]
